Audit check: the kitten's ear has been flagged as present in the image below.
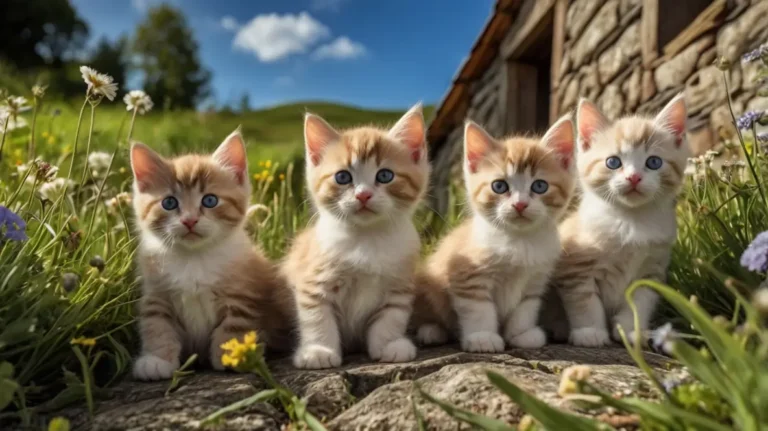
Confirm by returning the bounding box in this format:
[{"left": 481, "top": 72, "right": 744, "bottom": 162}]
[
  {"left": 130, "top": 142, "right": 172, "bottom": 192},
  {"left": 655, "top": 93, "right": 687, "bottom": 147},
  {"left": 464, "top": 120, "right": 497, "bottom": 173},
  {"left": 576, "top": 98, "right": 608, "bottom": 152},
  {"left": 304, "top": 113, "right": 339, "bottom": 166},
  {"left": 213, "top": 129, "right": 248, "bottom": 185},
  {"left": 389, "top": 102, "right": 426, "bottom": 163},
  {"left": 542, "top": 115, "right": 575, "bottom": 170}
]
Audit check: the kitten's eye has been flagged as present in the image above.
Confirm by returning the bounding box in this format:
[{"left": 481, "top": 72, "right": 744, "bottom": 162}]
[
  {"left": 491, "top": 180, "right": 509, "bottom": 194},
  {"left": 605, "top": 156, "right": 622, "bottom": 170},
  {"left": 375, "top": 168, "right": 395, "bottom": 184},
  {"left": 161, "top": 196, "right": 178, "bottom": 211},
  {"left": 335, "top": 170, "right": 353, "bottom": 185},
  {"left": 645, "top": 156, "right": 663, "bottom": 170},
  {"left": 531, "top": 179, "right": 549, "bottom": 194},
  {"left": 201, "top": 194, "right": 219, "bottom": 208}
]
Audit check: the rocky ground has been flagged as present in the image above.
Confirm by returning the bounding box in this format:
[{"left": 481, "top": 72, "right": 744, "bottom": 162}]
[{"left": 53, "top": 345, "right": 673, "bottom": 430}]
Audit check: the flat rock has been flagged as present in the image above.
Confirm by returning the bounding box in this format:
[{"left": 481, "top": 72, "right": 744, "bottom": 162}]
[{"left": 49, "top": 345, "right": 673, "bottom": 430}]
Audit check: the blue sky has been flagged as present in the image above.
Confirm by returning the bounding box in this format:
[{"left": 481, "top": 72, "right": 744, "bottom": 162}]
[{"left": 70, "top": 0, "right": 495, "bottom": 110}]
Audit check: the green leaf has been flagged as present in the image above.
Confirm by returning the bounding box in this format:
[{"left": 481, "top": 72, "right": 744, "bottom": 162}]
[
  {"left": 0, "top": 318, "right": 38, "bottom": 349},
  {"left": 0, "top": 375, "right": 19, "bottom": 411},
  {"left": 47, "top": 417, "right": 71, "bottom": 431},
  {"left": 165, "top": 354, "right": 197, "bottom": 397},
  {"left": 417, "top": 384, "right": 515, "bottom": 431},
  {"left": 199, "top": 389, "right": 278, "bottom": 426},
  {"left": 615, "top": 397, "right": 731, "bottom": 431},
  {"left": 486, "top": 371, "right": 612, "bottom": 431}
]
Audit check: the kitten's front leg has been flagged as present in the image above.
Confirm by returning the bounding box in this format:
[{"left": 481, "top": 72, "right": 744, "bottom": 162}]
[
  {"left": 503, "top": 274, "right": 548, "bottom": 349},
  {"left": 133, "top": 293, "right": 183, "bottom": 381},
  {"left": 367, "top": 286, "right": 417, "bottom": 363},
  {"left": 209, "top": 301, "right": 261, "bottom": 370},
  {"left": 452, "top": 288, "right": 504, "bottom": 353},
  {"left": 560, "top": 279, "right": 611, "bottom": 347},
  {"left": 612, "top": 286, "right": 659, "bottom": 343},
  {"left": 293, "top": 283, "right": 342, "bottom": 369}
]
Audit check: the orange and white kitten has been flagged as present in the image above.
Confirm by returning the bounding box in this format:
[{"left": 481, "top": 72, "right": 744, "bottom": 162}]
[
  {"left": 415, "top": 118, "right": 576, "bottom": 352},
  {"left": 283, "top": 104, "right": 429, "bottom": 369},
  {"left": 551, "top": 94, "right": 689, "bottom": 347},
  {"left": 131, "top": 131, "right": 294, "bottom": 380}
]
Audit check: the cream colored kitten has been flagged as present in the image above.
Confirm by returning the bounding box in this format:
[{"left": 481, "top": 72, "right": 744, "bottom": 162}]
[
  {"left": 413, "top": 117, "right": 576, "bottom": 352},
  {"left": 283, "top": 104, "right": 429, "bottom": 369},
  {"left": 131, "top": 131, "right": 294, "bottom": 380},
  {"left": 550, "top": 94, "right": 689, "bottom": 347}
]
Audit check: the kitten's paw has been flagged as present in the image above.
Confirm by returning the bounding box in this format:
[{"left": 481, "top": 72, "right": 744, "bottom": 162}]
[
  {"left": 379, "top": 338, "right": 417, "bottom": 363},
  {"left": 569, "top": 327, "right": 611, "bottom": 347},
  {"left": 461, "top": 331, "right": 505, "bottom": 353},
  {"left": 507, "top": 326, "right": 547, "bottom": 349},
  {"left": 133, "top": 354, "right": 179, "bottom": 381},
  {"left": 293, "top": 344, "right": 342, "bottom": 369},
  {"left": 612, "top": 326, "right": 642, "bottom": 345},
  {"left": 416, "top": 324, "right": 448, "bottom": 346}
]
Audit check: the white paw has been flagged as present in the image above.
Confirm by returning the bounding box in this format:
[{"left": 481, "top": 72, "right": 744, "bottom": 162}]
[
  {"left": 507, "top": 326, "right": 547, "bottom": 349},
  {"left": 133, "top": 354, "right": 179, "bottom": 381},
  {"left": 416, "top": 324, "right": 448, "bottom": 346},
  {"left": 379, "top": 338, "right": 417, "bottom": 363},
  {"left": 461, "top": 331, "right": 505, "bottom": 353},
  {"left": 569, "top": 327, "right": 611, "bottom": 347},
  {"left": 293, "top": 344, "right": 342, "bottom": 369}
]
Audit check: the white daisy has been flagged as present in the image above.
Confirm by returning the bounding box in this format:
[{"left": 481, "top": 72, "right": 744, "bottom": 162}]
[
  {"left": 80, "top": 66, "right": 119, "bottom": 101},
  {"left": 5, "top": 96, "right": 31, "bottom": 116},
  {"left": 123, "top": 90, "right": 154, "bottom": 115},
  {"left": 88, "top": 151, "right": 113, "bottom": 171},
  {"left": 39, "top": 178, "right": 75, "bottom": 201},
  {"left": 0, "top": 110, "right": 28, "bottom": 132}
]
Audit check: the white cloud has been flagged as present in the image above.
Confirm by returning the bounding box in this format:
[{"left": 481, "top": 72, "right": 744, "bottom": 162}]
[
  {"left": 311, "top": 36, "right": 366, "bottom": 60},
  {"left": 220, "top": 16, "right": 239, "bottom": 32},
  {"left": 311, "top": 0, "right": 345, "bottom": 12},
  {"left": 274, "top": 76, "right": 295, "bottom": 87},
  {"left": 232, "top": 12, "right": 330, "bottom": 62}
]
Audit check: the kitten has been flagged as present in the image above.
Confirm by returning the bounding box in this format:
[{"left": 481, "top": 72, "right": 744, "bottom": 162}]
[
  {"left": 130, "top": 131, "right": 294, "bottom": 380},
  {"left": 549, "top": 94, "right": 689, "bottom": 347},
  {"left": 283, "top": 104, "right": 429, "bottom": 369},
  {"left": 414, "top": 117, "right": 576, "bottom": 352}
]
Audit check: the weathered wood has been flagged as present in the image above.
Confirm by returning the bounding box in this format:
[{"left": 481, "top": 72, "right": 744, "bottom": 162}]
[
  {"left": 662, "top": 0, "right": 726, "bottom": 58},
  {"left": 503, "top": 61, "right": 539, "bottom": 134},
  {"left": 501, "top": 0, "right": 555, "bottom": 59},
  {"left": 550, "top": 0, "right": 567, "bottom": 122},
  {"left": 641, "top": 0, "right": 659, "bottom": 68}
]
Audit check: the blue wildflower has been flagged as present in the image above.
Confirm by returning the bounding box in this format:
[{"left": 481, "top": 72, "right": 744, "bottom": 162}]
[
  {"left": 736, "top": 110, "right": 765, "bottom": 130},
  {"left": 0, "top": 205, "right": 28, "bottom": 241},
  {"left": 758, "top": 132, "right": 768, "bottom": 144},
  {"left": 741, "top": 44, "right": 768, "bottom": 64},
  {"left": 741, "top": 231, "right": 768, "bottom": 272}
]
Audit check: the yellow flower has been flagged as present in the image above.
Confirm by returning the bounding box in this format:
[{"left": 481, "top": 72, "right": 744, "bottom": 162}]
[
  {"left": 47, "top": 136, "right": 56, "bottom": 145},
  {"left": 71, "top": 337, "right": 96, "bottom": 347},
  {"left": 119, "top": 167, "right": 127, "bottom": 174},
  {"left": 265, "top": 160, "right": 272, "bottom": 168},
  {"left": 253, "top": 173, "right": 260, "bottom": 181},
  {"left": 261, "top": 169, "right": 269, "bottom": 177},
  {"left": 258, "top": 161, "right": 264, "bottom": 167},
  {"left": 279, "top": 173, "right": 285, "bottom": 181},
  {"left": 15, "top": 159, "right": 23, "bottom": 166},
  {"left": 42, "top": 131, "right": 50, "bottom": 138},
  {"left": 220, "top": 331, "right": 259, "bottom": 369},
  {"left": 13, "top": 148, "right": 22, "bottom": 158}
]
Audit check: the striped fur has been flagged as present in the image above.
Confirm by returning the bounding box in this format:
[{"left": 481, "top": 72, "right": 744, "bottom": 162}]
[{"left": 131, "top": 131, "right": 295, "bottom": 381}]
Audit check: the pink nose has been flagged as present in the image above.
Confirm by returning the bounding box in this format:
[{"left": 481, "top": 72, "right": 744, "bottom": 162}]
[
  {"left": 513, "top": 201, "right": 529, "bottom": 213},
  {"left": 181, "top": 218, "right": 198, "bottom": 230},
  {"left": 627, "top": 173, "right": 643, "bottom": 187},
  {"left": 356, "top": 190, "right": 373, "bottom": 204}
]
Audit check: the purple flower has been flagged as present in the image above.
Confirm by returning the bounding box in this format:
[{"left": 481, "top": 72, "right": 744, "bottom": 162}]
[
  {"left": 742, "top": 44, "right": 768, "bottom": 64},
  {"left": 737, "top": 110, "right": 765, "bottom": 130},
  {"left": 0, "top": 205, "right": 28, "bottom": 241},
  {"left": 741, "top": 231, "right": 768, "bottom": 272},
  {"left": 758, "top": 133, "right": 768, "bottom": 144}
]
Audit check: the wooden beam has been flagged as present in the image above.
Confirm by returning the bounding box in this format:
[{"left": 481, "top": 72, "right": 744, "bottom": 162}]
[
  {"left": 549, "top": 0, "right": 567, "bottom": 122},
  {"left": 641, "top": 0, "right": 659, "bottom": 68},
  {"left": 662, "top": 0, "right": 726, "bottom": 58},
  {"left": 503, "top": 62, "right": 539, "bottom": 134},
  {"left": 501, "top": 0, "right": 555, "bottom": 59}
]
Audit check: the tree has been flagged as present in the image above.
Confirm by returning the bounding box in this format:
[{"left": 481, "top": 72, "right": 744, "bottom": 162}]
[
  {"left": 238, "top": 93, "right": 251, "bottom": 113},
  {"left": 0, "top": 0, "right": 88, "bottom": 69},
  {"left": 89, "top": 36, "right": 130, "bottom": 95},
  {"left": 133, "top": 5, "right": 211, "bottom": 110}
]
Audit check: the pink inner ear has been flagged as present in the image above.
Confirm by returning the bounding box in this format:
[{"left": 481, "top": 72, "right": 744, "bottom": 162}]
[
  {"left": 658, "top": 98, "right": 687, "bottom": 147},
  {"left": 305, "top": 114, "right": 339, "bottom": 166},
  {"left": 214, "top": 132, "right": 248, "bottom": 185},
  {"left": 464, "top": 123, "right": 494, "bottom": 173},
  {"left": 577, "top": 101, "right": 606, "bottom": 151},
  {"left": 131, "top": 144, "right": 170, "bottom": 192}
]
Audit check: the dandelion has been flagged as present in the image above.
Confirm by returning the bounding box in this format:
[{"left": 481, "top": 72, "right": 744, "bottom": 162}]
[
  {"left": 265, "top": 160, "right": 272, "bottom": 168},
  {"left": 87, "top": 151, "right": 113, "bottom": 178},
  {"left": 0, "top": 205, "right": 28, "bottom": 241},
  {"left": 70, "top": 337, "right": 96, "bottom": 347},
  {"left": 741, "top": 231, "right": 768, "bottom": 272},
  {"left": 220, "top": 331, "right": 259, "bottom": 368},
  {"left": 253, "top": 173, "right": 260, "bottom": 181},
  {"left": 261, "top": 169, "right": 269, "bottom": 178},
  {"left": 736, "top": 110, "right": 765, "bottom": 130},
  {"left": 39, "top": 178, "right": 75, "bottom": 201},
  {"left": 80, "top": 66, "right": 118, "bottom": 101},
  {"left": 5, "top": 96, "right": 31, "bottom": 116},
  {"left": 123, "top": 90, "right": 154, "bottom": 114},
  {"left": 557, "top": 365, "right": 591, "bottom": 397},
  {"left": 741, "top": 43, "right": 768, "bottom": 64}
]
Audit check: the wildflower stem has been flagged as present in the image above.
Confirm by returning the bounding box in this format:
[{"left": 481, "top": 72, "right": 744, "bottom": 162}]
[
  {"left": 126, "top": 108, "right": 139, "bottom": 143},
  {"left": 79, "top": 104, "right": 97, "bottom": 187},
  {"left": 28, "top": 102, "right": 39, "bottom": 160},
  {"left": 0, "top": 116, "right": 9, "bottom": 162},
  {"left": 66, "top": 97, "right": 89, "bottom": 181}
]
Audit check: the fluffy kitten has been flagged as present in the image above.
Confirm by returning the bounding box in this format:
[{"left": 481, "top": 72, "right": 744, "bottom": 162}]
[
  {"left": 549, "top": 94, "right": 689, "bottom": 347},
  {"left": 131, "top": 131, "right": 294, "bottom": 380},
  {"left": 283, "top": 104, "right": 429, "bottom": 369},
  {"left": 414, "top": 117, "right": 576, "bottom": 352}
]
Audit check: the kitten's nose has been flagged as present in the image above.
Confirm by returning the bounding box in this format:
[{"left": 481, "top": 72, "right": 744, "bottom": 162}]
[
  {"left": 181, "top": 218, "right": 198, "bottom": 230},
  {"left": 355, "top": 190, "right": 373, "bottom": 204},
  {"left": 513, "top": 201, "right": 529, "bottom": 213},
  {"left": 627, "top": 173, "right": 643, "bottom": 187}
]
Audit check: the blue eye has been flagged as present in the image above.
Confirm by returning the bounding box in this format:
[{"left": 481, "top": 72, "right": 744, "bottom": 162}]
[
  {"left": 202, "top": 194, "right": 218, "bottom": 208},
  {"left": 646, "top": 156, "right": 663, "bottom": 170},
  {"left": 335, "top": 170, "right": 352, "bottom": 185},
  {"left": 606, "top": 156, "right": 622, "bottom": 170},
  {"left": 491, "top": 180, "right": 509, "bottom": 194},
  {"left": 376, "top": 168, "right": 395, "bottom": 184},
  {"left": 161, "top": 196, "right": 178, "bottom": 211},
  {"left": 531, "top": 179, "right": 549, "bottom": 194}
]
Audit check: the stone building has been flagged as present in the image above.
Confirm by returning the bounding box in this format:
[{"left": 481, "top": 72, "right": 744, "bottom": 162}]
[{"left": 426, "top": 0, "right": 768, "bottom": 216}]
